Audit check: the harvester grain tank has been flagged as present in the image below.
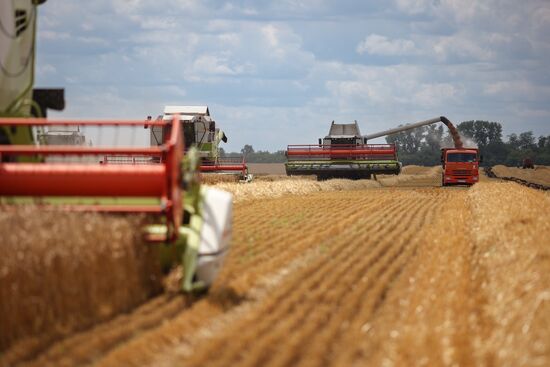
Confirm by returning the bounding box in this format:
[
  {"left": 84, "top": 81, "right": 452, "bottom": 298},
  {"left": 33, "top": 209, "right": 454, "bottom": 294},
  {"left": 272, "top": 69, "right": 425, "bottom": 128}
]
[{"left": 0, "top": 1, "right": 232, "bottom": 292}]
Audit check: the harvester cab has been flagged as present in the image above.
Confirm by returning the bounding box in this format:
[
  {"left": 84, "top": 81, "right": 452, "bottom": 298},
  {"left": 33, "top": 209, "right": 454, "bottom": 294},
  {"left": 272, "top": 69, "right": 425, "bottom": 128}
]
[{"left": 149, "top": 106, "right": 251, "bottom": 181}]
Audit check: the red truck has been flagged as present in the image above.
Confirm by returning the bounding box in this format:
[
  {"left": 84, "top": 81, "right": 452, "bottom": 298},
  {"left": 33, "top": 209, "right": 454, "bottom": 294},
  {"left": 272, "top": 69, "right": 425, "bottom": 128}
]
[{"left": 441, "top": 148, "right": 482, "bottom": 186}]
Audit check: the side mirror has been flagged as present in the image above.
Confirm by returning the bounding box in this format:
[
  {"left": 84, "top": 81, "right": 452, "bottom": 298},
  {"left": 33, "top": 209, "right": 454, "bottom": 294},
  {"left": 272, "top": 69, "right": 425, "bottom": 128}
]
[
  {"left": 363, "top": 137, "right": 367, "bottom": 144},
  {"left": 318, "top": 138, "right": 322, "bottom": 146},
  {"left": 479, "top": 155, "right": 483, "bottom": 163}
]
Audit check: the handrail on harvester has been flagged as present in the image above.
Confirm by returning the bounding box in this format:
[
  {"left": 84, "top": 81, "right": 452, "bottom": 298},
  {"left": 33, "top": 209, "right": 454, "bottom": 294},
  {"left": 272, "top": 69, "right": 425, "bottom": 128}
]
[
  {"left": 0, "top": 116, "right": 184, "bottom": 242},
  {"left": 286, "top": 144, "right": 397, "bottom": 160},
  {"left": 200, "top": 156, "right": 247, "bottom": 176}
]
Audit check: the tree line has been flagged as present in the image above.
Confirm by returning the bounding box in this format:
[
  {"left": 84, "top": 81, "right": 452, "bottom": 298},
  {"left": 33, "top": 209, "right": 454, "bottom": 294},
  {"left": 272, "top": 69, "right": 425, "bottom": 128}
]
[
  {"left": 385, "top": 120, "right": 550, "bottom": 166},
  {"left": 221, "top": 145, "right": 287, "bottom": 163},
  {"left": 222, "top": 120, "right": 550, "bottom": 166}
]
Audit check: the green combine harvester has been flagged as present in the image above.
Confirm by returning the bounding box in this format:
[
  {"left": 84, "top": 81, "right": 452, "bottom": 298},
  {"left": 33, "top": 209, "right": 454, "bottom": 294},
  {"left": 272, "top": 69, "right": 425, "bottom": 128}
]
[
  {"left": 285, "top": 121, "right": 401, "bottom": 180},
  {"left": 147, "top": 106, "right": 251, "bottom": 181}
]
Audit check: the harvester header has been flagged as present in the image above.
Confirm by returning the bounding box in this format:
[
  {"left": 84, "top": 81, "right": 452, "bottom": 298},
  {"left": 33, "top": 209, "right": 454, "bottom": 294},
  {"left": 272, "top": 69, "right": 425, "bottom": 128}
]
[
  {"left": 0, "top": 116, "right": 234, "bottom": 291},
  {"left": 0, "top": 117, "right": 183, "bottom": 240}
]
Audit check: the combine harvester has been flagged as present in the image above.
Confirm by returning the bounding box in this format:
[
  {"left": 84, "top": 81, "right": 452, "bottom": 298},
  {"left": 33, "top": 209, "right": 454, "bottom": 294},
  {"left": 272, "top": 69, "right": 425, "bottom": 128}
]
[
  {"left": 286, "top": 116, "right": 482, "bottom": 185},
  {"left": 286, "top": 120, "right": 400, "bottom": 180},
  {"left": 0, "top": 0, "right": 231, "bottom": 292},
  {"left": 0, "top": 118, "right": 233, "bottom": 292},
  {"left": 147, "top": 106, "right": 251, "bottom": 181}
]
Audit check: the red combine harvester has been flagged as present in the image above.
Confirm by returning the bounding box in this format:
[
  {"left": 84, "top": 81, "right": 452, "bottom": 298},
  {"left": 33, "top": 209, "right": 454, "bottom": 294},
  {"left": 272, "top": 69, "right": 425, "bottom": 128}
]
[{"left": 286, "top": 121, "right": 401, "bottom": 180}]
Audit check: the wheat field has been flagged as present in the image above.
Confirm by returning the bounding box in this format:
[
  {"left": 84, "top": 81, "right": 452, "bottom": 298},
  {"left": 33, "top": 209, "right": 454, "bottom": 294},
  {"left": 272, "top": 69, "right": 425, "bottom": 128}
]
[
  {"left": 1, "top": 167, "right": 548, "bottom": 367},
  {"left": 492, "top": 165, "right": 550, "bottom": 186}
]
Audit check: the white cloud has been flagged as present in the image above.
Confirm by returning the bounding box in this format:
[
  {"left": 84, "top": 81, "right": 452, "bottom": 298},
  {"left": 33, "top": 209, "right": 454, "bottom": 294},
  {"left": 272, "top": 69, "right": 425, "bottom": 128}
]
[
  {"left": 432, "top": 33, "right": 494, "bottom": 62},
  {"left": 37, "top": 64, "right": 57, "bottom": 75},
  {"left": 191, "top": 54, "right": 253, "bottom": 77},
  {"left": 356, "top": 34, "right": 416, "bottom": 56},
  {"left": 39, "top": 30, "right": 70, "bottom": 41},
  {"left": 35, "top": 0, "right": 550, "bottom": 150},
  {"left": 394, "top": 0, "right": 434, "bottom": 15}
]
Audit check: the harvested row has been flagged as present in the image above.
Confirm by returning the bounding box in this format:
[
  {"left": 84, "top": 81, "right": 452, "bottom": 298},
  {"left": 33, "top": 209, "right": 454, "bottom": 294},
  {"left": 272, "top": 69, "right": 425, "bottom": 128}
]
[
  {"left": 466, "top": 182, "right": 550, "bottom": 365},
  {"left": 331, "top": 190, "right": 478, "bottom": 366},
  {"left": 155, "top": 182, "right": 549, "bottom": 367},
  {"left": 162, "top": 189, "right": 450, "bottom": 366}
]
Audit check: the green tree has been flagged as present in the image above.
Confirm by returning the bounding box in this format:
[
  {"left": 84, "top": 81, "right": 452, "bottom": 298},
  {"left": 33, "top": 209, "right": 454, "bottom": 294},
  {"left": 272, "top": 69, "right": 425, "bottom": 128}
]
[
  {"left": 241, "top": 144, "right": 254, "bottom": 157},
  {"left": 457, "top": 120, "right": 503, "bottom": 147},
  {"left": 518, "top": 131, "right": 536, "bottom": 151}
]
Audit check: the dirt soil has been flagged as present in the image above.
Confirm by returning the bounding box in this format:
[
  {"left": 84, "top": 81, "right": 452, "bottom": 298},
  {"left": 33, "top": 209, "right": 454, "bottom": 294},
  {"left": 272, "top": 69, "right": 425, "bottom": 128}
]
[
  {"left": 247, "top": 163, "right": 286, "bottom": 175},
  {"left": 1, "top": 168, "right": 549, "bottom": 367}
]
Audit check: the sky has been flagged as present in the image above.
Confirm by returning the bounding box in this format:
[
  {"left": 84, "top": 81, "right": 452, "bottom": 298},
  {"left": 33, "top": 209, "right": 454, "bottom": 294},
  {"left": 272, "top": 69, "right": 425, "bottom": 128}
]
[{"left": 35, "top": 0, "right": 550, "bottom": 151}]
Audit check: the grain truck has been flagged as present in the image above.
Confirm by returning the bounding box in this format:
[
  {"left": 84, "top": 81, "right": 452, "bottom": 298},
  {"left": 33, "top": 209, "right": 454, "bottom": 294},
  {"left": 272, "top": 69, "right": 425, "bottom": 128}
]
[{"left": 440, "top": 148, "right": 482, "bottom": 186}]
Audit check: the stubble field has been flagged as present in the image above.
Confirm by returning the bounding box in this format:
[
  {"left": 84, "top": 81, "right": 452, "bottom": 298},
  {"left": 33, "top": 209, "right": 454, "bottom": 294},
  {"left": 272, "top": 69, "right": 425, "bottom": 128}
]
[{"left": 1, "top": 167, "right": 549, "bottom": 367}]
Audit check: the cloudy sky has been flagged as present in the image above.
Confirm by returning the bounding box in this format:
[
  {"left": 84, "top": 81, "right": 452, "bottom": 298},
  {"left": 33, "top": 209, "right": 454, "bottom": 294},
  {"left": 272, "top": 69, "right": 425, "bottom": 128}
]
[{"left": 36, "top": 0, "right": 550, "bottom": 151}]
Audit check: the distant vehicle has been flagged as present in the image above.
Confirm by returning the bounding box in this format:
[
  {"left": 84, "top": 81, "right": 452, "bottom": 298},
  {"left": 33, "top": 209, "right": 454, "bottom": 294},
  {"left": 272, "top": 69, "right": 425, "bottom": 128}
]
[
  {"left": 441, "top": 148, "right": 481, "bottom": 186},
  {"left": 522, "top": 158, "right": 535, "bottom": 169},
  {"left": 285, "top": 120, "right": 400, "bottom": 180}
]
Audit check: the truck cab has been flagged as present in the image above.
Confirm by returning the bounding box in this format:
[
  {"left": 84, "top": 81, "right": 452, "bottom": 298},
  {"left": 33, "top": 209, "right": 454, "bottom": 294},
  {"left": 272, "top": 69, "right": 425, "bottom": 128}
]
[{"left": 440, "top": 148, "right": 481, "bottom": 186}]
